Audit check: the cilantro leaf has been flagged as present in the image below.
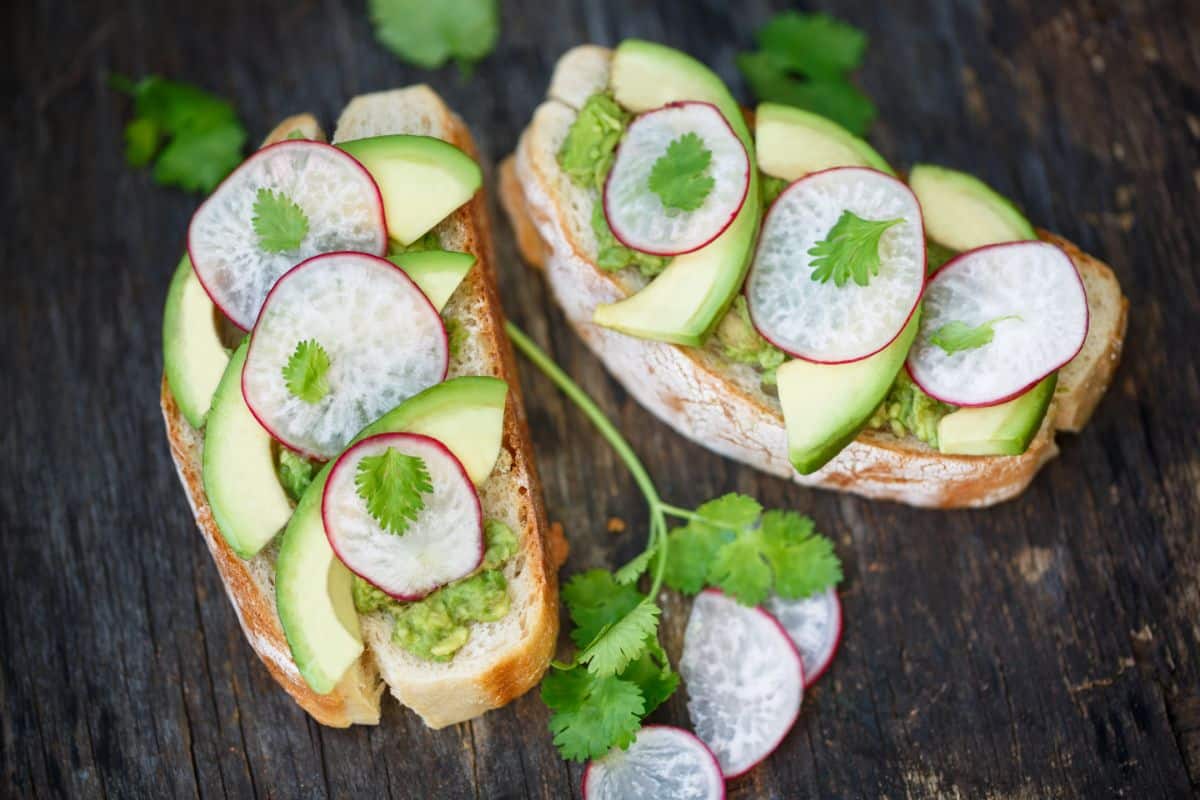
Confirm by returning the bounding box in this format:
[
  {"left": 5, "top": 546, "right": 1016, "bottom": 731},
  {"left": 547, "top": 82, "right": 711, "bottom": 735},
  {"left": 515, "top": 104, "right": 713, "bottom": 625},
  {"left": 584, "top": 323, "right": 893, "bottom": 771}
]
[
  {"left": 756, "top": 11, "right": 867, "bottom": 80},
  {"left": 663, "top": 523, "right": 731, "bottom": 595},
  {"left": 758, "top": 511, "right": 842, "bottom": 599},
  {"left": 354, "top": 447, "right": 433, "bottom": 535},
  {"left": 282, "top": 339, "right": 331, "bottom": 404},
  {"left": 579, "top": 601, "right": 660, "bottom": 678},
  {"left": 930, "top": 316, "right": 1021, "bottom": 355},
  {"left": 252, "top": 189, "right": 309, "bottom": 253},
  {"left": 542, "top": 669, "right": 644, "bottom": 761},
  {"left": 808, "top": 209, "right": 902, "bottom": 287},
  {"left": 368, "top": 0, "right": 499, "bottom": 72},
  {"left": 614, "top": 545, "right": 656, "bottom": 585},
  {"left": 618, "top": 637, "right": 679, "bottom": 715},
  {"left": 562, "top": 570, "right": 643, "bottom": 649},
  {"left": 647, "top": 132, "right": 715, "bottom": 212},
  {"left": 708, "top": 534, "right": 774, "bottom": 606},
  {"left": 112, "top": 75, "right": 247, "bottom": 193},
  {"left": 696, "top": 493, "right": 763, "bottom": 528}
]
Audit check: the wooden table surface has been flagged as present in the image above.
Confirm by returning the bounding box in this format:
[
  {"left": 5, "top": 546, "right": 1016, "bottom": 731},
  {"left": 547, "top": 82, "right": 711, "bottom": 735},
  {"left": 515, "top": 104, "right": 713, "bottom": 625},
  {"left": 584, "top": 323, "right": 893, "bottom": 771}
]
[{"left": 4, "top": 0, "right": 1199, "bottom": 797}]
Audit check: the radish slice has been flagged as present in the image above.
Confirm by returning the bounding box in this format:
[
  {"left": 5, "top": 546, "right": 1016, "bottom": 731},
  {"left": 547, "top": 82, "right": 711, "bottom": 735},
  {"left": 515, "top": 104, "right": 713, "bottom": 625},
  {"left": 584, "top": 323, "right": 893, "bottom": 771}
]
[
  {"left": 322, "top": 432, "right": 483, "bottom": 599},
  {"left": 764, "top": 588, "right": 842, "bottom": 686},
  {"left": 188, "top": 140, "right": 387, "bottom": 330},
  {"left": 604, "top": 101, "right": 750, "bottom": 256},
  {"left": 906, "top": 241, "right": 1088, "bottom": 407},
  {"left": 680, "top": 590, "right": 804, "bottom": 778},
  {"left": 242, "top": 252, "right": 447, "bottom": 459},
  {"left": 583, "top": 725, "right": 725, "bottom": 800},
  {"left": 746, "top": 167, "right": 925, "bottom": 363}
]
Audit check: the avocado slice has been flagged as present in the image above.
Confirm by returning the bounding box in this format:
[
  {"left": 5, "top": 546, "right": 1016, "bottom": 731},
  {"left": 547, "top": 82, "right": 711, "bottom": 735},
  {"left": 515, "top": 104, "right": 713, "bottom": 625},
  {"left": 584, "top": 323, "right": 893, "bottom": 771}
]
[
  {"left": 592, "top": 40, "right": 760, "bottom": 346},
  {"left": 937, "top": 374, "right": 1056, "bottom": 456},
  {"left": 755, "top": 103, "right": 893, "bottom": 181},
  {"left": 202, "top": 342, "right": 294, "bottom": 559},
  {"left": 163, "top": 255, "right": 230, "bottom": 428},
  {"left": 338, "top": 135, "right": 482, "bottom": 247},
  {"left": 387, "top": 250, "right": 475, "bottom": 311},
  {"left": 908, "top": 164, "right": 1036, "bottom": 252},
  {"left": 276, "top": 376, "right": 508, "bottom": 694},
  {"left": 777, "top": 311, "right": 921, "bottom": 474}
]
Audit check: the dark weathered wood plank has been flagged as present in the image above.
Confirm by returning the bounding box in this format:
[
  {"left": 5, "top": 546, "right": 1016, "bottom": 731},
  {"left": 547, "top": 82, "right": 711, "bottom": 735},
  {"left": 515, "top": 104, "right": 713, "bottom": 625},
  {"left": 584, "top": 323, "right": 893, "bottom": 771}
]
[{"left": 2, "top": 0, "right": 1198, "bottom": 797}]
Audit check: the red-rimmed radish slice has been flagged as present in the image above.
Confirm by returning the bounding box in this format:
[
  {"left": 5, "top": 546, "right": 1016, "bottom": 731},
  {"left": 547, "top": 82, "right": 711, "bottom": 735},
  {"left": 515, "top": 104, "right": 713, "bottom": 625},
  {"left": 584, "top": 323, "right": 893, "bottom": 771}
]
[
  {"left": 764, "top": 588, "right": 842, "bottom": 686},
  {"left": 322, "top": 432, "right": 483, "bottom": 599},
  {"left": 583, "top": 725, "right": 725, "bottom": 800},
  {"left": 242, "top": 252, "right": 447, "bottom": 460},
  {"left": 188, "top": 140, "right": 387, "bottom": 330},
  {"left": 746, "top": 167, "right": 925, "bottom": 363},
  {"left": 680, "top": 590, "right": 803, "bottom": 778},
  {"left": 906, "top": 241, "right": 1088, "bottom": 407},
  {"left": 604, "top": 101, "right": 750, "bottom": 256}
]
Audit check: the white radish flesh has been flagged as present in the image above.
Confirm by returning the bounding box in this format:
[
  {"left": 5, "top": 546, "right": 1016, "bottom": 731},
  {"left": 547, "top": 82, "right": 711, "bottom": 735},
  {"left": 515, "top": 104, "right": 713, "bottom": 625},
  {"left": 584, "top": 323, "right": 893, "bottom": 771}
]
[
  {"left": 747, "top": 167, "right": 925, "bottom": 363},
  {"left": 582, "top": 726, "right": 725, "bottom": 800},
  {"left": 242, "top": 252, "right": 447, "bottom": 459},
  {"left": 322, "top": 433, "right": 482, "bottom": 599},
  {"left": 906, "top": 241, "right": 1088, "bottom": 406},
  {"left": 604, "top": 101, "right": 749, "bottom": 256},
  {"left": 763, "top": 588, "right": 842, "bottom": 686},
  {"left": 680, "top": 590, "right": 804, "bottom": 778},
  {"left": 188, "top": 140, "right": 387, "bottom": 329}
]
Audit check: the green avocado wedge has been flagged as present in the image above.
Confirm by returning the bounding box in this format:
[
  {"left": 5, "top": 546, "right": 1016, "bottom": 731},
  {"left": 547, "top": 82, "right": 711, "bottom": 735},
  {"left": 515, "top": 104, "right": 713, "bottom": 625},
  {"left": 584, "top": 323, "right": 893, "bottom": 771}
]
[
  {"left": 163, "top": 255, "right": 229, "bottom": 428},
  {"left": 202, "top": 342, "right": 294, "bottom": 559},
  {"left": 777, "top": 311, "right": 921, "bottom": 474},
  {"left": 592, "top": 40, "right": 760, "bottom": 346},
  {"left": 338, "top": 135, "right": 482, "bottom": 247},
  {"left": 387, "top": 249, "right": 475, "bottom": 311},
  {"left": 276, "top": 376, "right": 508, "bottom": 694},
  {"left": 909, "top": 164, "right": 1036, "bottom": 252},
  {"left": 755, "top": 103, "right": 893, "bottom": 181},
  {"left": 937, "top": 374, "right": 1057, "bottom": 456}
]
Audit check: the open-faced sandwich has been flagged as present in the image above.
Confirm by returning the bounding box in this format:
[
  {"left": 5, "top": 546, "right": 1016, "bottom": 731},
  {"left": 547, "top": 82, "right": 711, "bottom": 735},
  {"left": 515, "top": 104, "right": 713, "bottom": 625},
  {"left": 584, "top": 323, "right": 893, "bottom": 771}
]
[
  {"left": 162, "top": 87, "right": 564, "bottom": 727},
  {"left": 503, "top": 41, "right": 1128, "bottom": 508}
]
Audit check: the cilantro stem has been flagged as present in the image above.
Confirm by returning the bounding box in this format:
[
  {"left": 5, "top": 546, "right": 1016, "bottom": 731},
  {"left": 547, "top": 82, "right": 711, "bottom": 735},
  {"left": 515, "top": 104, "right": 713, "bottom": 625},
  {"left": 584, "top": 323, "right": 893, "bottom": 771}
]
[{"left": 505, "top": 322, "right": 670, "bottom": 600}]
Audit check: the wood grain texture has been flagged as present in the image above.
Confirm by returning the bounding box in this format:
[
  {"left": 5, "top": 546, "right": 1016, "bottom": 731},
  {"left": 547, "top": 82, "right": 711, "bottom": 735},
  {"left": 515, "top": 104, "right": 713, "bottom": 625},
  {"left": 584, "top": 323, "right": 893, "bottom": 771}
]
[{"left": 2, "top": 0, "right": 1198, "bottom": 797}]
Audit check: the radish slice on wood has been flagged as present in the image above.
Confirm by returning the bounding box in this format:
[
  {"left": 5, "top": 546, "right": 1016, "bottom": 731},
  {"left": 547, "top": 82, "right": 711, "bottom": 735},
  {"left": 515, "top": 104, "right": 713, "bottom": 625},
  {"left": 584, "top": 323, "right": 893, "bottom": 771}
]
[
  {"left": 188, "top": 140, "right": 387, "bottom": 329},
  {"left": 242, "top": 252, "right": 447, "bottom": 459},
  {"left": 746, "top": 167, "right": 925, "bottom": 363},
  {"left": 604, "top": 101, "right": 750, "bottom": 256},
  {"left": 680, "top": 590, "right": 804, "bottom": 778},
  {"left": 322, "top": 432, "right": 483, "bottom": 599},
  {"left": 583, "top": 726, "right": 725, "bottom": 800},
  {"left": 906, "top": 241, "right": 1088, "bottom": 407},
  {"left": 763, "top": 588, "right": 842, "bottom": 686}
]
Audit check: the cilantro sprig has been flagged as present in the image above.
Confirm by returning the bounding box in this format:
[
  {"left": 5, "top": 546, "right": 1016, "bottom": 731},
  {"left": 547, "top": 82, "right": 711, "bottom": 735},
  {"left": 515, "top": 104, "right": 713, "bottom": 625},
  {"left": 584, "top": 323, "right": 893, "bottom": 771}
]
[
  {"left": 808, "top": 210, "right": 902, "bottom": 287},
  {"left": 930, "top": 316, "right": 1021, "bottom": 355},
  {"left": 282, "top": 339, "right": 331, "bottom": 404},
  {"left": 648, "top": 132, "right": 715, "bottom": 212},
  {"left": 506, "top": 323, "right": 842, "bottom": 762},
  {"left": 368, "top": 0, "right": 499, "bottom": 73},
  {"left": 737, "top": 12, "right": 876, "bottom": 135},
  {"left": 252, "top": 188, "right": 309, "bottom": 253},
  {"left": 111, "top": 74, "right": 247, "bottom": 193},
  {"left": 354, "top": 447, "right": 434, "bottom": 536}
]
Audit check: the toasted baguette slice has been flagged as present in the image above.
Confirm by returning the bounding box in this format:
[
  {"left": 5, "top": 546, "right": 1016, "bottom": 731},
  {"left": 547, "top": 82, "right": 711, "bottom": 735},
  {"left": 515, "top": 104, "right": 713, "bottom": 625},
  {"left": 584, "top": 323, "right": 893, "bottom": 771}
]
[
  {"left": 163, "top": 89, "right": 565, "bottom": 728},
  {"left": 502, "top": 46, "right": 1128, "bottom": 509}
]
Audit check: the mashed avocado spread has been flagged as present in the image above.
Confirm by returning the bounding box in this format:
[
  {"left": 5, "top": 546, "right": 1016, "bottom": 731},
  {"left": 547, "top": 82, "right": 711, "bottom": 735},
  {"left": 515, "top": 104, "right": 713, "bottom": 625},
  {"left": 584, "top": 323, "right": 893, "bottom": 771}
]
[
  {"left": 353, "top": 519, "right": 520, "bottom": 662},
  {"left": 867, "top": 371, "right": 955, "bottom": 447},
  {"left": 713, "top": 296, "right": 785, "bottom": 386},
  {"left": 558, "top": 93, "right": 670, "bottom": 279}
]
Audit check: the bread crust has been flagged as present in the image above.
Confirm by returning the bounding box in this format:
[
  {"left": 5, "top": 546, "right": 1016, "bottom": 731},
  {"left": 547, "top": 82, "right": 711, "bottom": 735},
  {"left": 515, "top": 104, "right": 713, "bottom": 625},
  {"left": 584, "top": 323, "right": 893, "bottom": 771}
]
[
  {"left": 162, "top": 99, "right": 561, "bottom": 728},
  {"left": 502, "top": 46, "right": 1127, "bottom": 508}
]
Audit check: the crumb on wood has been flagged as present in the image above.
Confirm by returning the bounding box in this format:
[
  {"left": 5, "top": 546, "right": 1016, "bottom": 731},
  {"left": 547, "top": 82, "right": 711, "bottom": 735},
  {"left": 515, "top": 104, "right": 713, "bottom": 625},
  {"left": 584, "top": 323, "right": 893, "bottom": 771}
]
[{"left": 606, "top": 517, "right": 626, "bottom": 534}]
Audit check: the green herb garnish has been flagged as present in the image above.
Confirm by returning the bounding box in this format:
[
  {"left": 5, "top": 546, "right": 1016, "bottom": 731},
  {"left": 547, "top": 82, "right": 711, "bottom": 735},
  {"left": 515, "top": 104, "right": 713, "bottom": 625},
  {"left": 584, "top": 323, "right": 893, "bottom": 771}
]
[
  {"left": 647, "top": 132, "right": 714, "bottom": 212},
  {"left": 252, "top": 188, "right": 309, "bottom": 253},
  {"left": 808, "top": 209, "right": 902, "bottom": 287},
  {"left": 930, "top": 316, "right": 1021, "bottom": 355},
  {"left": 367, "top": 0, "right": 498, "bottom": 72},
  {"left": 354, "top": 447, "right": 433, "bottom": 536},
  {"left": 282, "top": 339, "right": 331, "bottom": 404}
]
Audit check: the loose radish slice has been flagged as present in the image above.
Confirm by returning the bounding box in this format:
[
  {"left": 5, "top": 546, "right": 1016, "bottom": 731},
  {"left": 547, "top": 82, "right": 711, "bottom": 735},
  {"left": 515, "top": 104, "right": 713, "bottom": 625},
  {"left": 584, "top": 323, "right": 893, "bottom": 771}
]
[
  {"left": 322, "top": 432, "right": 483, "bottom": 599},
  {"left": 188, "top": 140, "right": 387, "bottom": 330},
  {"left": 604, "top": 101, "right": 750, "bottom": 256},
  {"left": 242, "top": 252, "right": 447, "bottom": 459},
  {"left": 906, "top": 241, "right": 1088, "bottom": 407},
  {"left": 583, "top": 726, "right": 725, "bottom": 800},
  {"left": 763, "top": 588, "right": 842, "bottom": 686},
  {"left": 746, "top": 167, "right": 925, "bottom": 363},
  {"left": 680, "top": 590, "right": 804, "bottom": 778}
]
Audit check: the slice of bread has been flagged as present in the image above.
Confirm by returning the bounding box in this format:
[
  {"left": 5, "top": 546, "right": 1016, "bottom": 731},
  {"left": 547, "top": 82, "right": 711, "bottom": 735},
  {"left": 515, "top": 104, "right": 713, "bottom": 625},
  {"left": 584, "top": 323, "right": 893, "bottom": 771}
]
[
  {"left": 162, "top": 89, "right": 565, "bottom": 728},
  {"left": 501, "top": 46, "right": 1128, "bottom": 509}
]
